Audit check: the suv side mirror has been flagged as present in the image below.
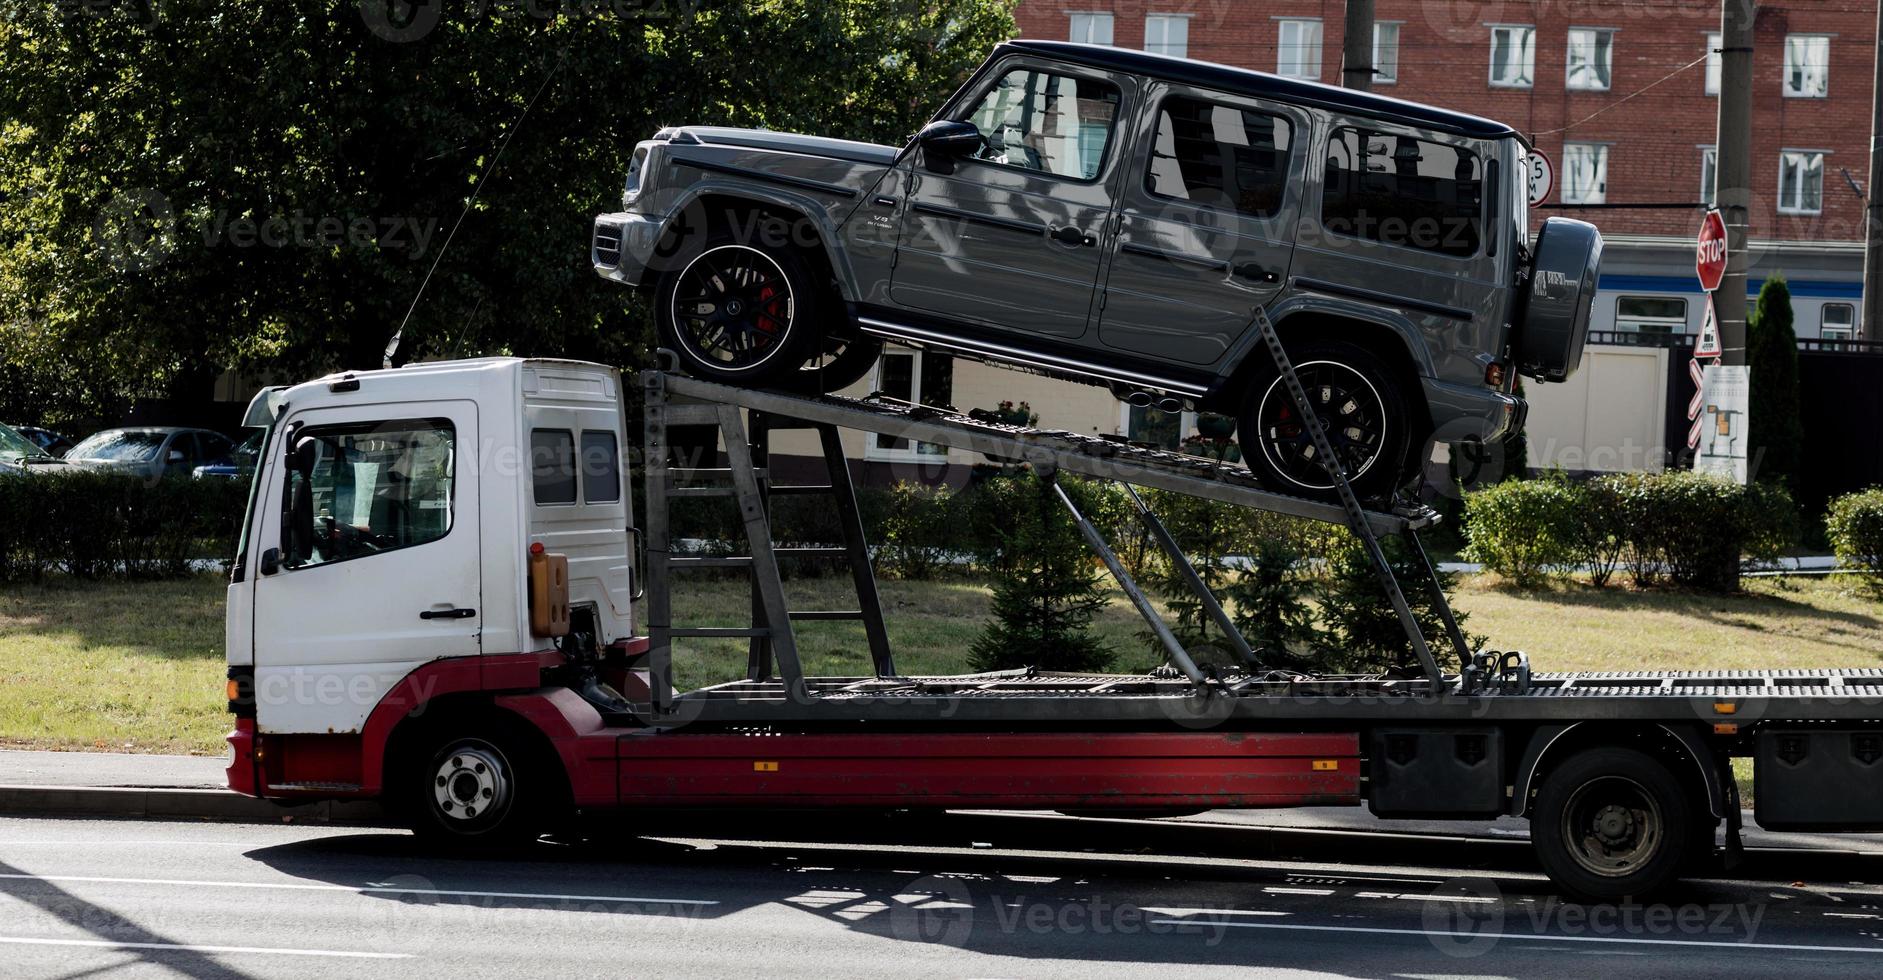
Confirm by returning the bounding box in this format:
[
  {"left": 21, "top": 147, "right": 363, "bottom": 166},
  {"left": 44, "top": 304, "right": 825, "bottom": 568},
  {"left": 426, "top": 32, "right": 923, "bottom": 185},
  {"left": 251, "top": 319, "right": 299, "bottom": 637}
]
[{"left": 916, "top": 119, "right": 983, "bottom": 173}]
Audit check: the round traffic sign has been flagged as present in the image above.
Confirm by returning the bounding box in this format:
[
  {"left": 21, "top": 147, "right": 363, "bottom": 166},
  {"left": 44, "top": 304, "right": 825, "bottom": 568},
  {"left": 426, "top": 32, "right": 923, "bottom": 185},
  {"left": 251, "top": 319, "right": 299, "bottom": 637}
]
[
  {"left": 1526, "top": 151, "right": 1553, "bottom": 207},
  {"left": 1696, "top": 209, "right": 1727, "bottom": 292}
]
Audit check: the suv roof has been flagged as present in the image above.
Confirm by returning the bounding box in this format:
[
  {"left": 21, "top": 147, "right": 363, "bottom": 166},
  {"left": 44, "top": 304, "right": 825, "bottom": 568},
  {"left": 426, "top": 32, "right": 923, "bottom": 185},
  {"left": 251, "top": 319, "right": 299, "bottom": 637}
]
[{"left": 1003, "top": 40, "right": 1524, "bottom": 143}]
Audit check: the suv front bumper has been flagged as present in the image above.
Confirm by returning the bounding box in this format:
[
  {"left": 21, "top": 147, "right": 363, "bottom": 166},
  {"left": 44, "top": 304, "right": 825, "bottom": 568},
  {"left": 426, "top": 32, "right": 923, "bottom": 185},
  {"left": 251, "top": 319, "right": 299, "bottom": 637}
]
[
  {"left": 1422, "top": 377, "right": 1525, "bottom": 446},
  {"left": 592, "top": 210, "right": 665, "bottom": 288}
]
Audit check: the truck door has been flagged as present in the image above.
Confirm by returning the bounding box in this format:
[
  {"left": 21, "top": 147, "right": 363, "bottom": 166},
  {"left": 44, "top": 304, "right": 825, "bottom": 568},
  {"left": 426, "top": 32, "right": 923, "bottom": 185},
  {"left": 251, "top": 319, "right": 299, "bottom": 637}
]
[
  {"left": 1098, "top": 85, "right": 1308, "bottom": 367},
  {"left": 891, "top": 59, "right": 1135, "bottom": 341},
  {"left": 249, "top": 401, "right": 480, "bottom": 734}
]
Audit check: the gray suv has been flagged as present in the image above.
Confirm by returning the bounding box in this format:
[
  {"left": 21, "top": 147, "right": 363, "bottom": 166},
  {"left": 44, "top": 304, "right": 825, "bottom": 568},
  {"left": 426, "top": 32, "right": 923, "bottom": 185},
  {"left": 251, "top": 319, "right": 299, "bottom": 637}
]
[{"left": 594, "top": 40, "right": 1601, "bottom": 498}]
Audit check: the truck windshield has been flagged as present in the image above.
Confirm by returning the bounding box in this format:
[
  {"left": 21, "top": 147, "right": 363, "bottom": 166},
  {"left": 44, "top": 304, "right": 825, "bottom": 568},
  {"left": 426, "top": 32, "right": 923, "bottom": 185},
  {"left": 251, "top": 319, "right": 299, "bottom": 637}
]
[{"left": 231, "top": 425, "right": 273, "bottom": 579}]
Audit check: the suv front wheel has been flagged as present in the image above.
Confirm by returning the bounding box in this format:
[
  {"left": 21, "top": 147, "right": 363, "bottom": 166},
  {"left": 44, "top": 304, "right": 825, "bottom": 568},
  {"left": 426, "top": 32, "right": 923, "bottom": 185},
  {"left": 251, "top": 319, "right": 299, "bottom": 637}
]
[{"left": 1237, "top": 340, "right": 1411, "bottom": 503}]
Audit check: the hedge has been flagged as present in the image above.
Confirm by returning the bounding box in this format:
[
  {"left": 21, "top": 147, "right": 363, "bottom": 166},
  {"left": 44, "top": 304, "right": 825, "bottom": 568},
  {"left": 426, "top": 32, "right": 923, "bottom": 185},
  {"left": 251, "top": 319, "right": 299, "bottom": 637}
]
[
  {"left": 1826, "top": 488, "right": 1883, "bottom": 591},
  {"left": 1460, "top": 470, "right": 1796, "bottom": 591},
  {"left": 0, "top": 470, "right": 249, "bottom": 582}
]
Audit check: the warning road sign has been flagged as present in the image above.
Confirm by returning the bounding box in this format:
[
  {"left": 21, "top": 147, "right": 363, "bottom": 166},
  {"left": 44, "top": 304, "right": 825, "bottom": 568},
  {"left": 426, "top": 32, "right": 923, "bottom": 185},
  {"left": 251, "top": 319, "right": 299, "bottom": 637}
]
[{"left": 1695, "top": 293, "right": 1723, "bottom": 358}]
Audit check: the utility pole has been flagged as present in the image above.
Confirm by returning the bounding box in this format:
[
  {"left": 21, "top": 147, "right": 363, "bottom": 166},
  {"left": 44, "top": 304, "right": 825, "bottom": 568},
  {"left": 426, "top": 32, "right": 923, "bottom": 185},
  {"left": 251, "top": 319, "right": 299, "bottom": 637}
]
[
  {"left": 1713, "top": 0, "right": 1755, "bottom": 365},
  {"left": 1341, "top": 0, "right": 1375, "bottom": 91},
  {"left": 1862, "top": 0, "right": 1883, "bottom": 339}
]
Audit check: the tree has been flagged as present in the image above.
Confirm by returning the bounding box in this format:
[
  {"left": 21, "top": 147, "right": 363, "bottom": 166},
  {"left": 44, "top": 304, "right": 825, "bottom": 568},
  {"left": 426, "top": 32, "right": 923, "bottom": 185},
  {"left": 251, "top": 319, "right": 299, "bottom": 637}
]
[
  {"left": 1315, "top": 534, "right": 1482, "bottom": 674},
  {"left": 969, "top": 473, "right": 1113, "bottom": 674},
  {"left": 1223, "top": 539, "right": 1323, "bottom": 671},
  {"left": 0, "top": 1, "right": 1015, "bottom": 425},
  {"left": 1747, "top": 274, "right": 1805, "bottom": 490}
]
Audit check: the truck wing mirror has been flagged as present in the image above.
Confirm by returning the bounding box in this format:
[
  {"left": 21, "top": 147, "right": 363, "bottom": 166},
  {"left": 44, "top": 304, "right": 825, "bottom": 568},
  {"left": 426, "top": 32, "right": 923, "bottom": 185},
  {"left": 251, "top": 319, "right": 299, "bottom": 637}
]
[{"left": 916, "top": 119, "right": 982, "bottom": 174}]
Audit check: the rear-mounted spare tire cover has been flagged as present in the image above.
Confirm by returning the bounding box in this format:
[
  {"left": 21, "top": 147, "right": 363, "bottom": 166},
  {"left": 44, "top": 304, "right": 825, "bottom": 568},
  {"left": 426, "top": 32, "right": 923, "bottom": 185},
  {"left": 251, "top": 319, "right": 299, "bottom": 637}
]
[{"left": 1517, "top": 217, "right": 1603, "bottom": 383}]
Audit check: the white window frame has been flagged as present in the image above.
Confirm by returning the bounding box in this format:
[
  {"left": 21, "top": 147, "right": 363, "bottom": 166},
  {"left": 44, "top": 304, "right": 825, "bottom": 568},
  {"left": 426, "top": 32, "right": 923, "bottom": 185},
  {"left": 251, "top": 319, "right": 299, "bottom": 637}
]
[
  {"left": 1144, "top": 13, "right": 1189, "bottom": 58},
  {"left": 1783, "top": 34, "right": 1831, "bottom": 98},
  {"left": 1821, "top": 302, "right": 1856, "bottom": 340},
  {"left": 1699, "top": 145, "right": 1716, "bottom": 207},
  {"left": 1565, "top": 27, "right": 1614, "bottom": 91},
  {"left": 865, "top": 348, "right": 953, "bottom": 463},
  {"left": 1704, "top": 32, "right": 1721, "bottom": 96},
  {"left": 1488, "top": 24, "right": 1536, "bottom": 88},
  {"left": 1615, "top": 296, "right": 1690, "bottom": 335},
  {"left": 1067, "top": 11, "right": 1113, "bottom": 45},
  {"left": 1276, "top": 18, "right": 1323, "bottom": 80},
  {"left": 1117, "top": 403, "right": 1199, "bottom": 453},
  {"left": 1372, "top": 22, "right": 1401, "bottom": 85},
  {"left": 1777, "top": 149, "right": 1827, "bottom": 215},
  {"left": 1561, "top": 142, "right": 1609, "bottom": 205}
]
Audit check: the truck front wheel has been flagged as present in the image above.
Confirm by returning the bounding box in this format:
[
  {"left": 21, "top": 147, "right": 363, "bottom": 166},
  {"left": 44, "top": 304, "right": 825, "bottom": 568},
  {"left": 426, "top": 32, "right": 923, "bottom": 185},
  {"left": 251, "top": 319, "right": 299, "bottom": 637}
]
[
  {"left": 407, "top": 725, "right": 555, "bottom": 849},
  {"left": 1530, "top": 747, "right": 1693, "bottom": 902}
]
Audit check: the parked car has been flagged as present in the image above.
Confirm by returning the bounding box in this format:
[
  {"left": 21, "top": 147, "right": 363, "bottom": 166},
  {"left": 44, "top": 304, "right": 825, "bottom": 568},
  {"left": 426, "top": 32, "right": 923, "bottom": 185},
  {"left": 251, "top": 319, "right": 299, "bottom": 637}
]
[
  {"left": 192, "top": 430, "right": 264, "bottom": 480},
  {"left": 11, "top": 424, "right": 75, "bottom": 457},
  {"left": 0, "top": 421, "right": 70, "bottom": 474},
  {"left": 592, "top": 40, "right": 1600, "bottom": 499},
  {"left": 65, "top": 426, "right": 235, "bottom": 481}
]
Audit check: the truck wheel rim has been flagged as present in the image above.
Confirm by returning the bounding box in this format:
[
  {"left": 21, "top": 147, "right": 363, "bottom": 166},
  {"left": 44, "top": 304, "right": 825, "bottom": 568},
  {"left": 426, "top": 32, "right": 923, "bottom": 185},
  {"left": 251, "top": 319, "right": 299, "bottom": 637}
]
[
  {"left": 1560, "top": 775, "right": 1663, "bottom": 878},
  {"left": 1254, "top": 360, "right": 1386, "bottom": 491},
  {"left": 670, "top": 245, "right": 795, "bottom": 372},
  {"left": 431, "top": 741, "right": 513, "bottom": 826}
]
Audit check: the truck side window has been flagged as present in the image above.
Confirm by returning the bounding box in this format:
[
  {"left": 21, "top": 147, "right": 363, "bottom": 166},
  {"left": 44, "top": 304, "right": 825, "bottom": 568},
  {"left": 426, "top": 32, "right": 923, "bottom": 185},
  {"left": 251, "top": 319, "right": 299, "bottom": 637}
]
[
  {"left": 961, "top": 68, "right": 1120, "bottom": 181},
  {"left": 1146, "top": 95, "right": 1293, "bottom": 219},
  {"left": 1321, "top": 127, "right": 1482, "bottom": 258},
  {"left": 530, "top": 429, "right": 577, "bottom": 505},
  {"left": 284, "top": 419, "right": 455, "bottom": 569},
  {"left": 580, "top": 430, "right": 620, "bottom": 504}
]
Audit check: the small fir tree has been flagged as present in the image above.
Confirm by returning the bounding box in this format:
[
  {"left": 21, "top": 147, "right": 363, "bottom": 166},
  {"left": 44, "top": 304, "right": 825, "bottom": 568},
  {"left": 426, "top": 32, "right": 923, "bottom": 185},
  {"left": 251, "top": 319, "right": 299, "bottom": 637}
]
[
  {"left": 1747, "top": 274, "right": 1805, "bottom": 490},
  {"left": 969, "top": 473, "right": 1113, "bottom": 673}
]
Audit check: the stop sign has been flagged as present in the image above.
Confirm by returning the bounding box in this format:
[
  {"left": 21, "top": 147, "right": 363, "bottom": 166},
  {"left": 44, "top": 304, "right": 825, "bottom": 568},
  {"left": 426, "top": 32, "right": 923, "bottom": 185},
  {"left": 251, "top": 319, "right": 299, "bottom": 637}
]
[{"left": 1696, "top": 209, "right": 1727, "bottom": 292}]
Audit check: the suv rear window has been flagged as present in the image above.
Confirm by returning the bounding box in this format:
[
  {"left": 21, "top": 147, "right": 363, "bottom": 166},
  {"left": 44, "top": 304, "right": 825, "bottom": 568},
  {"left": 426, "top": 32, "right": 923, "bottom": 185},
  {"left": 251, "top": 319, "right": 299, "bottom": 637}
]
[
  {"left": 1321, "top": 127, "right": 1482, "bottom": 258},
  {"left": 1146, "top": 96, "right": 1293, "bottom": 219}
]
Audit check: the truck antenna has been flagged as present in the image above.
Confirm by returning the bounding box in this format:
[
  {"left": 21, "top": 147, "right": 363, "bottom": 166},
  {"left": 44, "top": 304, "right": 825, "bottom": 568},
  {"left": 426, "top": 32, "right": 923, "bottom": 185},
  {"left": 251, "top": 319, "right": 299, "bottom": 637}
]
[{"left": 383, "top": 52, "right": 565, "bottom": 369}]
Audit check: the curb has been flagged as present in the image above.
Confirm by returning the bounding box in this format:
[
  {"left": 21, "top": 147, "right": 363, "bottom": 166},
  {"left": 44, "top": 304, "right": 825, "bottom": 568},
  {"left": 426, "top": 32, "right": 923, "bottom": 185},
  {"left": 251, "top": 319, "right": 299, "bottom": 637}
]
[{"left": 0, "top": 784, "right": 391, "bottom": 825}]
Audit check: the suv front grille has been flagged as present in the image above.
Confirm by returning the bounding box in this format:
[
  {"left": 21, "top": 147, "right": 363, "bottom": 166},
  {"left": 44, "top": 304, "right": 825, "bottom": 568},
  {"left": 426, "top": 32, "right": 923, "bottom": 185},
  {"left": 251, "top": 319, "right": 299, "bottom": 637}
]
[{"left": 593, "top": 223, "right": 623, "bottom": 268}]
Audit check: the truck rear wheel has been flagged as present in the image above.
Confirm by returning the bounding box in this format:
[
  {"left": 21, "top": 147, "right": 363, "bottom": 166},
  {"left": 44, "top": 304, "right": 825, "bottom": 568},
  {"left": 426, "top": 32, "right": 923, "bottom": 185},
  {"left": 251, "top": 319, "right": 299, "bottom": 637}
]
[
  {"left": 406, "top": 723, "right": 557, "bottom": 849},
  {"left": 1530, "top": 747, "right": 1693, "bottom": 902}
]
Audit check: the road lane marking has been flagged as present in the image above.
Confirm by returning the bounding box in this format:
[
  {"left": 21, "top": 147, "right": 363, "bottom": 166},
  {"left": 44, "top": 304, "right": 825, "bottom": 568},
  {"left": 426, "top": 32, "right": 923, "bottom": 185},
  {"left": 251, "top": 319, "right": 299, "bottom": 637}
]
[
  {"left": 0, "top": 936, "right": 411, "bottom": 959},
  {"left": 0, "top": 873, "right": 717, "bottom": 906},
  {"left": 1149, "top": 918, "right": 1883, "bottom": 954},
  {"left": 1263, "top": 887, "right": 1335, "bottom": 896}
]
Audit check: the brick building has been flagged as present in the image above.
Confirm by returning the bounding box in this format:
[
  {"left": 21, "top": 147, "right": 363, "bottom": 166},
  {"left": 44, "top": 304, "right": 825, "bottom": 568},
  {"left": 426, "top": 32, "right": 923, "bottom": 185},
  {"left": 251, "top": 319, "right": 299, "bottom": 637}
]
[{"left": 1014, "top": 0, "right": 1878, "bottom": 341}]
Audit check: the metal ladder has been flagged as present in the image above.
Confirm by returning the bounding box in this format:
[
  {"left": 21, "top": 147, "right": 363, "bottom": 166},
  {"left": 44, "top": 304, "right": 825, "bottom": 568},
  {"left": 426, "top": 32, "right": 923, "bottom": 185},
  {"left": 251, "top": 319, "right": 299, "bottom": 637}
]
[{"left": 641, "top": 369, "right": 893, "bottom": 712}]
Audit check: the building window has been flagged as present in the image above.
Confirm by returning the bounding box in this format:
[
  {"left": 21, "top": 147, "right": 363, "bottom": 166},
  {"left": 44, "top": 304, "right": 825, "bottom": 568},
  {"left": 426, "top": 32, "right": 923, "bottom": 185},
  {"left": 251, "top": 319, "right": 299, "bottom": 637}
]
[
  {"left": 1321, "top": 128, "right": 1483, "bottom": 258},
  {"left": 1783, "top": 34, "right": 1830, "bottom": 97},
  {"left": 1372, "top": 22, "right": 1400, "bottom": 84},
  {"left": 1146, "top": 95, "right": 1293, "bottom": 218},
  {"left": 1699, "top": 145, "right": 1716, "bottom": 207},
  {"left": 1778, "top": 150, "right": 1825, "bottom": 214},
  {"left": 1704, "top": 32, "right": 1721, "bottom": 95},
  {"left": 1068, "top": 12, "right": 1112, "bottom": 45},
  {"left": 1615, "top": 296, "right": 1689, "bottom": 336},
  {"left": 1144, "top": 14, "right": 1188, "bottom": 58},
  {"left": 1277, "top": 19, "right": 1322, "bottom": 80},
  {"left": 1561, "top": 143, "right": 1609, "bottom": 204},
  {"left": 1822, "top": 303, "right": 1856, "bottom": 340},
  {"left": 867, "top": 348, "right": 954, "bottom": 461},
  {"left": 1565, "top": 28, "right": 1613, "bottom": 91},
  {"left": 1489, "top": 25, "right": 1535, "bottom": 88}
]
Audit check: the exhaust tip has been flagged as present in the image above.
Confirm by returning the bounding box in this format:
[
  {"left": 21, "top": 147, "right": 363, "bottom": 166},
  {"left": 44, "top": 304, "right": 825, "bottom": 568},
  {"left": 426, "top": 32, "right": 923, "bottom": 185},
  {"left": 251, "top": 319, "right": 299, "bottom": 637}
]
[
  {"left": 1127, "top": 391, "right": 1153, "bottom": 407},
  {"left": 1157, "top": 397, "right": 1184, "bottom": 413}
]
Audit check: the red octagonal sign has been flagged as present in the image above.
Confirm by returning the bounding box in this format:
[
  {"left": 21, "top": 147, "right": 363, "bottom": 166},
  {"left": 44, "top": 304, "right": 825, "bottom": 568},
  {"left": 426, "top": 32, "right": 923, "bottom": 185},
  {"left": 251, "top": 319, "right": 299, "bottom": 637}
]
[{"left": 1696, "top": 209, "right": 1727, "bottom": 292}]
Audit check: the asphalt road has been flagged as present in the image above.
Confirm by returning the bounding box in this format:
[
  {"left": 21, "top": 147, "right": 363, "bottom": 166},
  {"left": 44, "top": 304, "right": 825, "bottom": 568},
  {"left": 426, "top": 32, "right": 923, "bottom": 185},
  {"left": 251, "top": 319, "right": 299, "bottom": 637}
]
[{"left": 3, "top": 814, "right": 1883, "bottom": 979}]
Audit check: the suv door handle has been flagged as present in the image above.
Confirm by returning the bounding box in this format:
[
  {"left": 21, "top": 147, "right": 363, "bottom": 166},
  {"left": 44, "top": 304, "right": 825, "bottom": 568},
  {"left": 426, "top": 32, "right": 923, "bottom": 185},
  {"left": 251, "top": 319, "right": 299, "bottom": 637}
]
[
  {"left": 1234, "top": 262, "right": 1279, "bottom": 284},
  {"left": 1052, "top": 225, "right": 1096, "bottom": 247},
  {"left": 419, "top": 608, "right": 477, "bottom": 620}
]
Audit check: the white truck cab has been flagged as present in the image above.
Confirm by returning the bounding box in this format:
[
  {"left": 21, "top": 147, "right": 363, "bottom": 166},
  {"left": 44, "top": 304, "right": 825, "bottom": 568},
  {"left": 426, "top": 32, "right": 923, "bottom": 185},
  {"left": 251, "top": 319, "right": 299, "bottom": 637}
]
[{"left": 228, "top": 357, "right": 635, "bottom": 737}]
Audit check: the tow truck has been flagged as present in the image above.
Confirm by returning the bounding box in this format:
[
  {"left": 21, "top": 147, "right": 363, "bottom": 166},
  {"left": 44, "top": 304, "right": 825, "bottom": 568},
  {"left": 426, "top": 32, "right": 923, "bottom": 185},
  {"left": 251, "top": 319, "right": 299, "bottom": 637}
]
[{"left": 224, "top": 335, "right": 1883, "bottom": 902}]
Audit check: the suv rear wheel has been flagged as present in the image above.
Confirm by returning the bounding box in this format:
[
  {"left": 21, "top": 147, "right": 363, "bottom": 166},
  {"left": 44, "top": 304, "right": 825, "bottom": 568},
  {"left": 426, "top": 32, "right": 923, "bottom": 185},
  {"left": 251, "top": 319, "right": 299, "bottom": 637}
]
[{"left": 1237, "top": 340, "right": 1411, "bottom": 502}]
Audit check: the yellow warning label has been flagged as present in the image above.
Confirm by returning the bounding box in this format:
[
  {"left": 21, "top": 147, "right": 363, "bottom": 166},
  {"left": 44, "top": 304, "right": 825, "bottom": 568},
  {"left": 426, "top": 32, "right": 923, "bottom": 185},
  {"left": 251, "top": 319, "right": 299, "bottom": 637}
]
[
  {"left": 1312, "top": 760, "right": 1339, "bottom": 771},
  {"left": 753, "top": 761, "right": 779, "bottom": 772}
]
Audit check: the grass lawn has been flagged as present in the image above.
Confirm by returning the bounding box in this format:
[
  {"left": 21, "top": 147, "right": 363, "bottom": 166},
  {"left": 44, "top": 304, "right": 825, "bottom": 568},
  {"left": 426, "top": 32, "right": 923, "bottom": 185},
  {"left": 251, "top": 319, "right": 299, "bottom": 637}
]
[{"left": 2, "top": 572, "right": 1879, "bottom": 756}]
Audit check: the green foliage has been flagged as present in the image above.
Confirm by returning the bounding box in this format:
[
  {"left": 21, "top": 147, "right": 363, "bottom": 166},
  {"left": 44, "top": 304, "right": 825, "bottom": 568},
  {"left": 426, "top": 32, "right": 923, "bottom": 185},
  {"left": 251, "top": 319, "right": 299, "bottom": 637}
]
[
  {"left": 1826, "top": 488, "right": 1883, "bottom": 594},
  {"left": 1598, "top": 471, "right": 1796, "bottom": 590},
  {"left": 969, "top": 473, "right": 1112, "bottom": 673},
  {"left": 1567, "top": 476, "right": 1630, "bottom": 587},
  {"left": 0, "top": 1, "right": 1017, "bottom": 423},
  {"left": 1747, "top": 274, "right": 1805, "bottom": 490},
  {"left": 1222, "top": 540, "right": 1321, "bottom": 671},
  {"left": 1316, "top": 534, "right": 1482, "bottom": 674},
  {"left": 0, "top": 471, "right": 248, "bottom": 582},
  {"left": 877, "top": 481, "right": 956, "bottom": 580},
  {"left": 1461, "top": 476, "right": 1581, "bottom": 586}
]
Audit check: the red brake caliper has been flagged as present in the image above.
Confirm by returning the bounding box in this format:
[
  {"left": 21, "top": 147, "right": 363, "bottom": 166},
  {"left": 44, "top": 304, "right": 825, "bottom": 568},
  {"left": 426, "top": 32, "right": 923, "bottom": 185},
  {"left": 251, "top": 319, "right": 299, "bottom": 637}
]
[{"left": 754, "top": 285, "right": 782, "bottom": 343}]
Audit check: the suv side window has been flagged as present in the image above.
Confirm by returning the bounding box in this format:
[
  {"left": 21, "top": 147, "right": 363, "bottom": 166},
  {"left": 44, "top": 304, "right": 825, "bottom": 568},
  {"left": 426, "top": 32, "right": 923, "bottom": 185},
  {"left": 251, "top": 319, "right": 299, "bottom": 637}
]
[
  {"left": 284, "top": 419, "right": 455, "bottom": 569},
  {"left": 1321, "top": 127, "right": 1483, "bottom": 258},
  {"left": 961, "top": 68, "right": 1121, "bottom": 181},
  {"left": 1146, "top": 95, "right": 1293, "bottom": 219}
]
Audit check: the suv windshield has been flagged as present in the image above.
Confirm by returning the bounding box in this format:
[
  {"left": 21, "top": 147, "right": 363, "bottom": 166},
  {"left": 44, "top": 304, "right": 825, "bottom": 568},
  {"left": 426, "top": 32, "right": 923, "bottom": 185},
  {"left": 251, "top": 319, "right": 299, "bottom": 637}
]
[
  {"left": 0, "top": 423, "right": 48, "bottom": 462},
  {"left": 70, "top": 430, "right": 165, "bottom": 462}
]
